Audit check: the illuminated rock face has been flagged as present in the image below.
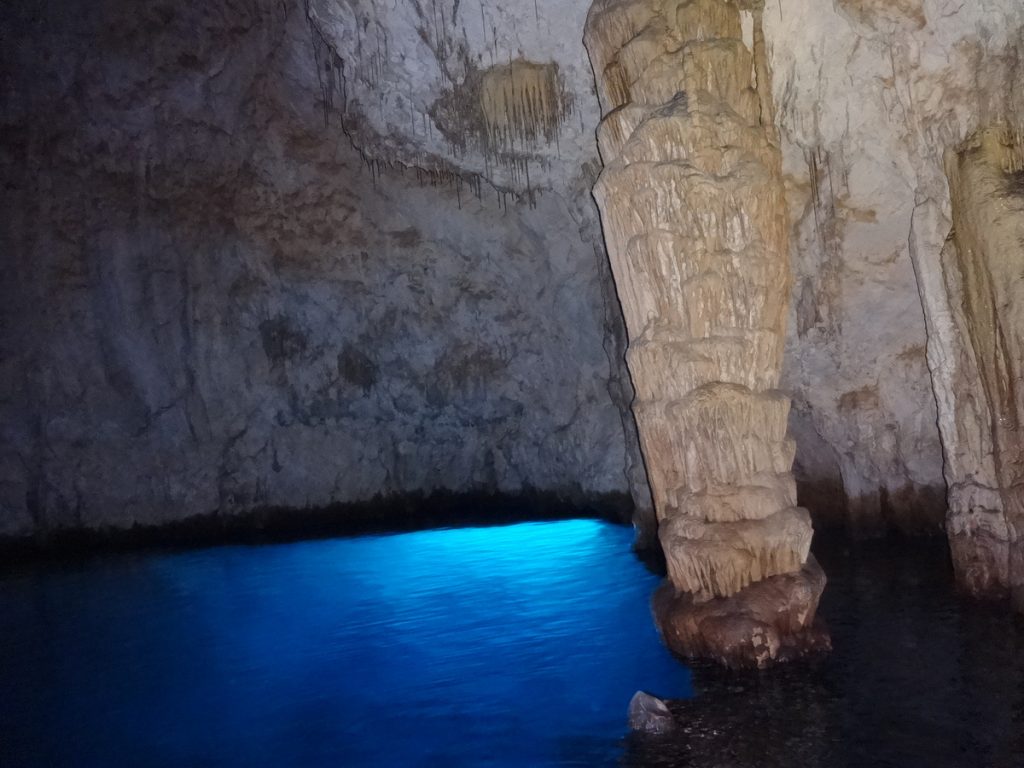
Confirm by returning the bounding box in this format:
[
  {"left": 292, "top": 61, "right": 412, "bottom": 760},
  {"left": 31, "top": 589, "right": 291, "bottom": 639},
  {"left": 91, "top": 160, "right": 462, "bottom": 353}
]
[
  {"left": 936, "top": 128, "right": 1024, "bottom": 602},
  {"left": 0, "top": 0, "right": 650, "bottom": 537},
  {"left": 763, "top": 0, "right": 1024, "bottom": 603},
  {"left": 584, "top": 0, "right": 826, "bottom": 665}
]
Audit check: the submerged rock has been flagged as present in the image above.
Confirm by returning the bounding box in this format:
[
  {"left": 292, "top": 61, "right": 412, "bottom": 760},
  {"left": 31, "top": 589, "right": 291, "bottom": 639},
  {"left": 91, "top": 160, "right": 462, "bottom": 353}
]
[{"left": 627, "top": 691, "right": 676, "bottom": 736}]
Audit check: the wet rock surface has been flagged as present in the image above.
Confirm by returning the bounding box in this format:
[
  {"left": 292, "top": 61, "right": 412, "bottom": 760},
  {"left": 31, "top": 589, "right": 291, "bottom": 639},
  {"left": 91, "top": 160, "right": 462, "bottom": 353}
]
[
  {"left": 627, "top": 691, "right": 676, "bottom": 736},
  {"left": 653, "top": 555, "right": 830, "bottom": 669},
  {"left": 625, "top": 537, "right": 1024, "bottom": 767}
]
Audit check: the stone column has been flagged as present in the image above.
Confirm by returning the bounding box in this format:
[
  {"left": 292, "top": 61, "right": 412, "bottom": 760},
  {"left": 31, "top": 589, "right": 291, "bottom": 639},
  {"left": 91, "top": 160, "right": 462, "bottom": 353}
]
[
  {"left": 583, "top": 0, "right": 827, "bottom": 667},
  {"left": 939, "top": 126, "right": 1024, "bottom": 605}
]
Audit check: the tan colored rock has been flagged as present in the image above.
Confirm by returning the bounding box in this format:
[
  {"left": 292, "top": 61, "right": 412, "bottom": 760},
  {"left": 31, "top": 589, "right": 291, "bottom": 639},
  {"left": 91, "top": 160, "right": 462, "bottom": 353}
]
[
  {"left": 940, "top": 126, "right": 1024, "bottom": 602},
  {"left": 765, "top": 0, "right": 1024, "bottom": 538},
  {"left": 627, "top": 331, "right": 784, "bottom": 399},
  {"left": 585, "top": 0, "right": 825, "bottom": 664},
  {"left": 671, "top": 473, "right": 797, "bottom": 524},
  {"left": 653, "top": 555, "right": 830, "bottom": 669},
  {"left": 660, "top": 507, "right": 813, "bottom": 599}
]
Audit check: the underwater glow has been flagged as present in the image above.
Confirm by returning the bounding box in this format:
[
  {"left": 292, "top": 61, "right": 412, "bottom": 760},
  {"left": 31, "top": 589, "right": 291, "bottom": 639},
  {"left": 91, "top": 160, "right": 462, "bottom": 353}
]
[{"left": 0, "top": 520, "right": 692, "bottom": 767}]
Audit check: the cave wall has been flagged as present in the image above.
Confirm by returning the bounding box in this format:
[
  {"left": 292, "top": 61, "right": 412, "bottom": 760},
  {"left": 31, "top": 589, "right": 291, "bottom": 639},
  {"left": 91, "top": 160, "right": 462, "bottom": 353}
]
[
  {"left": 6, "top": 0, "right": 1024, "bottom": 546},
  {"left": 0, "top": 0, "right": 647, "bottom": 537},
  {"left": 765, "top": 0, "right": 1024, "bottom": 536},
  {"left": 941, "top": 128, "right": 1024, "bottom": 600}
]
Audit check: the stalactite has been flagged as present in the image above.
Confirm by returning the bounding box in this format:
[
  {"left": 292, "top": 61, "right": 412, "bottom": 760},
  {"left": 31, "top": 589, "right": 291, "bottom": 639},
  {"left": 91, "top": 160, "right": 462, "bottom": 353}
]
[
  {"left": 478, "top": 60, "right": 570, "bottom": 152},
  {"left": 304, "top": 2, "right": 543, "bottom": 214}
]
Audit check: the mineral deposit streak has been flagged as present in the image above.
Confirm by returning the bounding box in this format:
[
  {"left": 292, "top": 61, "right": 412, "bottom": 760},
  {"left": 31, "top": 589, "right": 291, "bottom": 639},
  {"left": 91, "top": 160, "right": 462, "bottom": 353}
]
[{"left": 940, "top": 126, "right": 1024, "bottom": 605}]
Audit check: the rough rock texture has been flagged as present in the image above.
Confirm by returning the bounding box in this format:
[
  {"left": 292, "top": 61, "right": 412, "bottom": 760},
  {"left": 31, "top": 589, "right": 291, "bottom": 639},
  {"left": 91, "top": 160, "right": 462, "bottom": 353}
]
[
  {"left": 303, "top": 0, "right": 601, "bottom": 193},
  {"left": 939, "top": 128, "right": 1024, "bottom": 601},
  {"left": 653, "top": 555, "right": 830, "bottom": 668},
  {"left": 765, "top": 0, "right": 1024, "bottom": 538},
  {"left": 627, "top": 691, "right": 676, "bottom": 735},
  {"left": 8, "top": 0, "right": 1024, "bottom": 625},
  {"left": 0, "top": 0, "right": 651, "bottom": 537},
  {"left": 584, "top": 0, "right": 825, "bottom": 664},
  {"left": 760, "top": 0, "right": 1024, "bottom": 590}
]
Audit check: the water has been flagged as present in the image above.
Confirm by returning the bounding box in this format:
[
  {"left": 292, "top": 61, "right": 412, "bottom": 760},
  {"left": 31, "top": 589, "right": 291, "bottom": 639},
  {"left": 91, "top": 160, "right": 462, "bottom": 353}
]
[
  {"left": 0, "top": 520, "right": 692, "bottom": 767},
  {"left": 624, "top": 537, "right": 1024, "bottom": 768},
  {"left": 3, "top": 523, "right": 1024, "bottom": 767}
]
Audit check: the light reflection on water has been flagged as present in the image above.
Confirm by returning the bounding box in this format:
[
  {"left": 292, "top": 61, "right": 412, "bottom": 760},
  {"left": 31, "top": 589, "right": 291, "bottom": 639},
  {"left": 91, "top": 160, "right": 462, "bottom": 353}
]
[{"left": 0, "top": 520, "right": 693, "bottom": 767}]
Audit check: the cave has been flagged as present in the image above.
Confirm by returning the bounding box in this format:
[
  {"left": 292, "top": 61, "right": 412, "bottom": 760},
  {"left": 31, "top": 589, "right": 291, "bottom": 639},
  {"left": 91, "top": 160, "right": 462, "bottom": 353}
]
[{"left": 2, "top": 0, "right": 1024, "bottom": 765}]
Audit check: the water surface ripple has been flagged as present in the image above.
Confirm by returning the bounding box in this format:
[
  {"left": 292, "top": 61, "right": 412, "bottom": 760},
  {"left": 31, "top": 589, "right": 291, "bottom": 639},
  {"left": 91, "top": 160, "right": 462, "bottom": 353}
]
[
  {"left": 4, "top": 524, "right": 1024, "bottom": 767},
  {"left": 1, "top": 520, "right": 691, "bottom": 767}
]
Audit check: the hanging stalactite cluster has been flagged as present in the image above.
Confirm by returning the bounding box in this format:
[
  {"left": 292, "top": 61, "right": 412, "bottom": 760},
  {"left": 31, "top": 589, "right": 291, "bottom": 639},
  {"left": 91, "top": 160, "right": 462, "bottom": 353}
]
[
  {"left": 478, "top": 60, "right": 568, "bottom": 151},
  {"left": 302, "top": 1, "right": 543, "bottom": 211}
]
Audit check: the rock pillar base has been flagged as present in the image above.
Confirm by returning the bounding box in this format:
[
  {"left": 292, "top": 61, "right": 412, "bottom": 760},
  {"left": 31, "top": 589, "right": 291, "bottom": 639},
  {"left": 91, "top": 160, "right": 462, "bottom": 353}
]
[{"left": 653, "top": 555, "right": 830, "bottom": 669}]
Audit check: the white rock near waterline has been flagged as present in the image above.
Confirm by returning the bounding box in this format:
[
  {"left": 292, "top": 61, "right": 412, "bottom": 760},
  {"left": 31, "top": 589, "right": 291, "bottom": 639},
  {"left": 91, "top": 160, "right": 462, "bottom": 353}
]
[{"left": 627, "top": 691, "right": 676, "bottom": 735}]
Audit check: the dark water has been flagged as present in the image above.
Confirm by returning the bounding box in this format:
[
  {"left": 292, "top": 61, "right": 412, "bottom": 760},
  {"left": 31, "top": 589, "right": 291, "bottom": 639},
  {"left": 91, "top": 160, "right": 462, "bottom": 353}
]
[
  {"left": 3, "top": 523, "right": 1024, "bottom": 767},
  {"left": 624, "top": 537, "right": 1024, "bottom": 768}
]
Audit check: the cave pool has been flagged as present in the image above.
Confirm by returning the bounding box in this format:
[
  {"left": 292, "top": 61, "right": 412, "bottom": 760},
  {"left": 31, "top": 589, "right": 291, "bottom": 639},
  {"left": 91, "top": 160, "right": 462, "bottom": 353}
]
[{"left": 3, "top": 519, "right": 1023, "bottom": 767}]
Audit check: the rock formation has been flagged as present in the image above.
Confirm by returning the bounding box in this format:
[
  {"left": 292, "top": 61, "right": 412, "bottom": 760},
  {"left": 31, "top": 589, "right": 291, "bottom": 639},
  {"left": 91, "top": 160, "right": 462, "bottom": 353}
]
[
  {"left": 0, "top": 0, "right": 650, "bottom": 537},
  {"left": 627, "top": 691, "right": 676, "bottom": 735},
  {"left": 8, "top": 0, "right": 1024, "bottom": 631},
  {"left": 761, "top": 0, "right": 1024, "bottom": 601},
  {"left": 7, "top": 0, "right": 1013, "bottom": 550},
  {"left": 584, "top": 0, "right": 826, "bottom": 665},
  {"left": 936, "top": 127, "right": 1024, "bottom": 602}
]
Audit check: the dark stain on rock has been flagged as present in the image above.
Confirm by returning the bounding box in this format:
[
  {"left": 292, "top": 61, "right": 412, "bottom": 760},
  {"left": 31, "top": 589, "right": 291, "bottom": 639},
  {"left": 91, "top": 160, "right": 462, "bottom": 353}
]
[
  {"left": 176, "top": 53, "right": 204, "bottom": 72},
  {"left": 259, "top": 315, "right": 308, "bottom": 365},
  {"left": 388, "top": 226, "right": 423, "bottom": 248},
  {"left": 837, "top": 384, "right": 880, "bottom": 412},
  {"left": 431, "top": 343, "right": 508, "bottom": 404},
  {"left": 1004, "top": 168, "right": 1024, "bottom": 196},
  {"left": 795, "top": 278, "right": 821, "bottom": 338},
  {"left": 338, "top": 344, "right": 378, "bottom": 391}
]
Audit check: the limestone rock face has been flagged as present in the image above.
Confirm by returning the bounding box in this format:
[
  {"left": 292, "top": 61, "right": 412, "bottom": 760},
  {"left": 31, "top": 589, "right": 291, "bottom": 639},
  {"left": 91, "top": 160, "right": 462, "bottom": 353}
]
[
  {"left": 764, "top": 0, "right": 1024, "bottom": 537},
  {"left": 0, "top": 0, "right": 649, "bottom": 536},
  {"left": 302, "top": 0, "right": 602, "bottom": 193},
  {"left": 584, "top": 0, "right": 825, "bottom": 664},
  {"left": 627, "top": 691, "right": 676, "bottom": 735},
  {"left": 8, "top": 0, "right": 1024, "bottom": 620},
  {"left": 761, "top": 0, "right": 1024, "bottom": 593},
  {"left": 940, "top": 128, "right": 1024, "bottom": 601}
]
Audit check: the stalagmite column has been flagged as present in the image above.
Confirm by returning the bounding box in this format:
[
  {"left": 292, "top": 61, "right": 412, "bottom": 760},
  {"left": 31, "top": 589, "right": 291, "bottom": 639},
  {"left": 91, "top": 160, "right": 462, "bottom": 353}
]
[
  {"left": 940, "top": 126, "right": 1024, "bottom": 606},
  {"left": 583, "top": 0, "right": 828, "bottom": 667}
]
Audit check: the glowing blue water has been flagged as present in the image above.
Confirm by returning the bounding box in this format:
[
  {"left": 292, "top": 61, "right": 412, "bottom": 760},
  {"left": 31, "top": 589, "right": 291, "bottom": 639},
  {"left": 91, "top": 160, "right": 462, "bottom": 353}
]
[{"left": 0, "top": 520, "right": 692, "bottom": 767}]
